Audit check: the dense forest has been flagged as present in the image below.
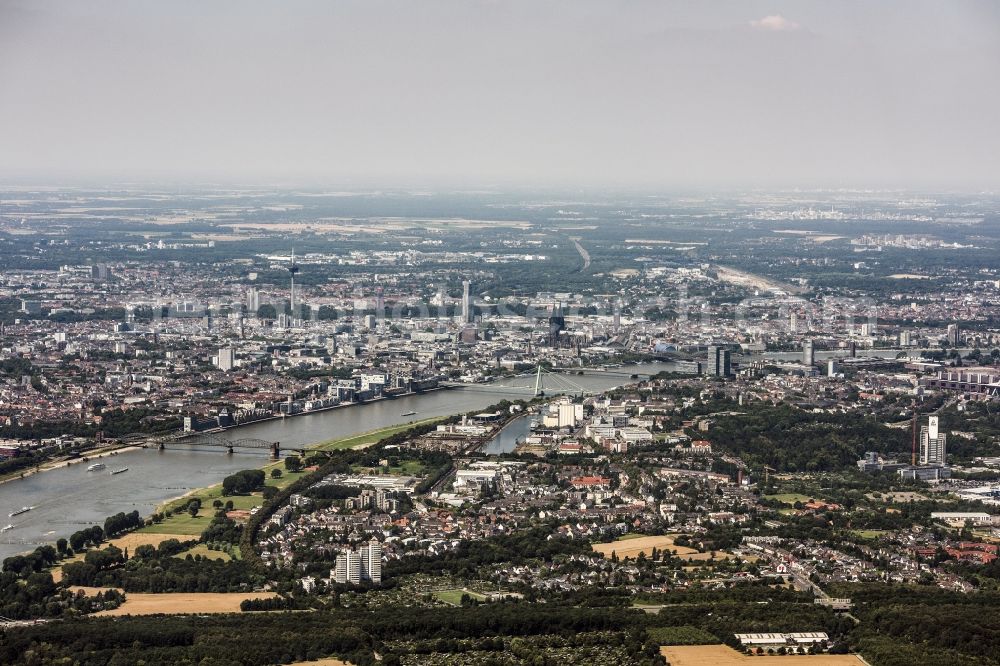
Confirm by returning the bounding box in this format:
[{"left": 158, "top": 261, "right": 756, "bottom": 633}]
[
  {"left": 702, "top": 405, "right": 910, "bottom": 471},
  {"left": 0, "top": 604, "right": 664, "bottom": 666},
  {"left": 5, "top": 576, "right": 1000, "bottom": 665},
  {"left": 62, "top": 541, "right": 262, "bottom": 593},
  {"left": 828, "top": 584, "right": 1000, "bottom": 666}
]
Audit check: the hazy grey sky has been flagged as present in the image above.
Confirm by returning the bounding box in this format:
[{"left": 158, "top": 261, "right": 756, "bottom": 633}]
[{"left": 1, "top": 0, "right": 998, "bottom": 188}]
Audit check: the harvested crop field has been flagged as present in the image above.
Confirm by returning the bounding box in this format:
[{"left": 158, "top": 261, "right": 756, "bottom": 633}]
[
  {"left": 592, "top": 535, "right": 735, "bottom": 562},
  {"left": 108, "top": 532, "right": 192, "bottom": 552},
  {"left": 660, "top": 645, "right": 865, "bottom": 665},
  {"left": 92, "top": 591, "right": 279, "bottom": 616}
]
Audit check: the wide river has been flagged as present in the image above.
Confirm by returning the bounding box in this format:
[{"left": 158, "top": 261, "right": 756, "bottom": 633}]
[
  {"left": 0, "top": 349, "right": 932, "bottom": 558},
  {"left": 0, "top": 362, "right": 677, "bottom": 559}
]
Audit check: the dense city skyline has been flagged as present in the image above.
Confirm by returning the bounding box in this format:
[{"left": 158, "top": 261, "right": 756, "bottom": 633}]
[{"left": 4, "top": 2, "right": 1000, "bottom": 664}]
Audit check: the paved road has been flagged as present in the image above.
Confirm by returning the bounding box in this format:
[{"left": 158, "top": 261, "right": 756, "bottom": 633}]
[{"left": 570, "top": 237, "right": 590, "bottom": 270}]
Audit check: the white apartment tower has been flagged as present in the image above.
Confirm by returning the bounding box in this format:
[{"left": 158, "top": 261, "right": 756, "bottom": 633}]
[
  {"left": 331, "top": 540, "right": 382, "bottom": 585},
  {"left": 346, "top": 550, "right": 361, "bottom": 585},
  {"left": 361, "top": 539, "right": 382, "bottom": 584},
  {"left": 333, "top": 553, "right": 348, "bottom": 583}
]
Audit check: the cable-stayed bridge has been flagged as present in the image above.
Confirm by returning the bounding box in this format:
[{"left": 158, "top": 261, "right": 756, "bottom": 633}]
[{"left": 442, "top": 366, "right": 594, "bottom": 397}]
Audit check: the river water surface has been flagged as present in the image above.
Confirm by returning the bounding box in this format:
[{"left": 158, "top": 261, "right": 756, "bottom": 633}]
[{"left": 0, "top": 363, "right": 677, "bottom": 558}]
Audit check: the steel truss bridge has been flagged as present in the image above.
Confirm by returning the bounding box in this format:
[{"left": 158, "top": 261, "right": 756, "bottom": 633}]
[{"left": 120, "top": 431, "right": 290, "bottom": 458}]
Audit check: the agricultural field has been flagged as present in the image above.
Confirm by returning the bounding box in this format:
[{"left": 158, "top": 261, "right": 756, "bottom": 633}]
[
  {"left": 592, "top": 535, "right": 736, "bottom": 562},
  {"left": 108, "top": 531, "right": 192, "bottom": 552},
  {"left": 660, "top": 645, "right": 865, "bottom": 665},
  {"left": 93, "top": 591, "right": 280, "bottom": 616}
]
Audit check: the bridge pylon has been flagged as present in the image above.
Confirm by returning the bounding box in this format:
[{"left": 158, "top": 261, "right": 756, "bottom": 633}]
[{"left": 270, "top": 442, "right": 280, "bottom": 459}]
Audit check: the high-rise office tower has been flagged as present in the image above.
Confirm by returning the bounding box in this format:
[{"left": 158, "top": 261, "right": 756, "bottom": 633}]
[
  {"left": 802, "top": 340, "right": 815, "bottom": 366},
  {"left": 288, "top": 250, "right": 299, "bottom": 317},
  {"left": 919, "top": 416, "right": 947, "bottom": 465},
  {"left": 461, "top": 280, "right": 472, "bottom": 323},
  {"left": 215, "top": 347, "right": 235, "bottom": 372},
  {"left": 706, "top": 345, "right": 718, "bottom": 376},
  {"left": 947, "top": 323, "right": 960, "bottom": 346},
  {"left": 92, "top": 263, "right": 111, "bottom": 282},
  {"left": 705, "top": 346, "right": 731, "bottom": 377},
  {"left": 246, "top": 287, "right": 260, "bottom": 314},
  {"left": 719, "top": 349, "right": 732, "bottom": 377}
]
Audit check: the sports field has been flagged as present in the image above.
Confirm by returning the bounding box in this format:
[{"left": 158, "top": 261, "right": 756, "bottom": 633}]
[{"left": 660, "top": 645, "right": 865, "bottom": 665}]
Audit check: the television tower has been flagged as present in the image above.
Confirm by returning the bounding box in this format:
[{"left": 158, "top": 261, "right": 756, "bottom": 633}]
[{"left": 289, "top": 249, "right": 300, "bottom": 316}]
